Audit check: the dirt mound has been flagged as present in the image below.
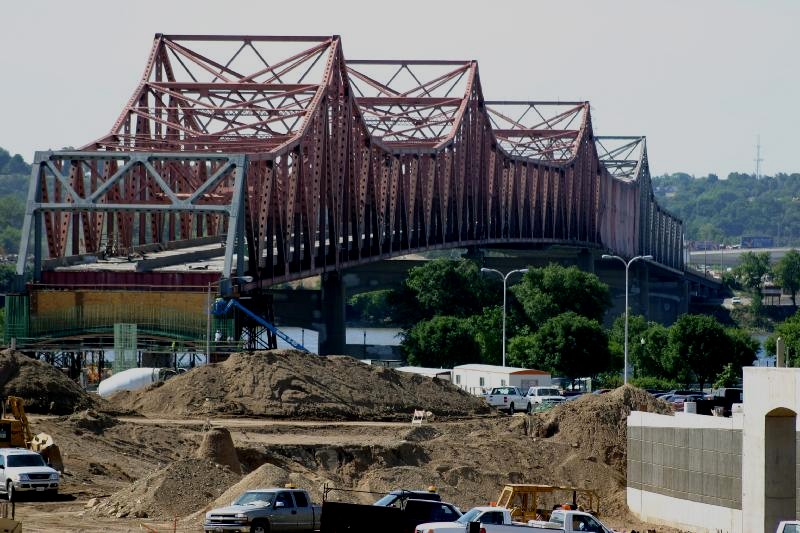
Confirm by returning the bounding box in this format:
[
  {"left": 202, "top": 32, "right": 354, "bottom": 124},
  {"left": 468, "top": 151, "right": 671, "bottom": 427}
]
[
  {"left": 211, "top": 462, "right": 333, "bottom": 509},
  {"left": 66, "top": 409, "right": 118, "bottom": 434},
  {"left": 196, "top": 427, "right": 241, "bottom": 474},
  {"left": 88, "top": 458, "right": 240, "bottom": 519},
  {"left": 530, "top": 385, "right": 673, "bottom": 472},
  {"left": 0, "top": 349, "right": 97, "bottom": 414},
  {"left": 108, "top": 350, "right": 491, "bottom": 420}
]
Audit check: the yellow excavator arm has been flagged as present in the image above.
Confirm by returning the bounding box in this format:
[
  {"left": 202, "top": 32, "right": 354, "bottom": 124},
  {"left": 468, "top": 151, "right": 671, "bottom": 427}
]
[
  {"left": 4, "top": 396, "right": 63, "bottom": 472},
  {"left": 5, "top": 397, "right": 33, "bottom": 444}
]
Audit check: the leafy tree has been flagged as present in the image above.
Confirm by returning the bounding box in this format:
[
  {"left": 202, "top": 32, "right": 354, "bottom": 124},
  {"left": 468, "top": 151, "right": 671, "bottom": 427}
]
[
  {"left": 774, "top": 249, "right": 800, "bottom": 306},
  {"left": 766, "top": 311, "right": 800, "bottom": 365},
  {"left": 713, "top": 363, "right": 740, "bottom": 389},
  {"left": 392, "top": 259, "right": 500, "bottom": 325},
  {"left": 666, "top": 314, "right": 730, "bottom": 390},
  {"left": 732, "top": 251, "right": 771, "bottom": 292},
  {"left": 401, "top": 315, "right": 481, "bottom": 367},
  {"left": 508, "top": 312, "right": 610, "bottom": 381},
  {"left": 511, "top": 264, "right": 611, "bottom": 326},
  {"left": 630, "top": 375, "right": 682, "bottom": 391},
  {"left": 608, "top": 314, "right": 649, "bottom": 375},
  {"left": 0, "top": 264, "right": 15, "bottom": 293},
  {"left": 467, "top": 306, "right": 504, "bottom": 366},
  {"left": 348, "top": 289, "right": 393, "bottom": 323},
  {"left": 725, "top": 327, "right": 759, "bottom": 370}
]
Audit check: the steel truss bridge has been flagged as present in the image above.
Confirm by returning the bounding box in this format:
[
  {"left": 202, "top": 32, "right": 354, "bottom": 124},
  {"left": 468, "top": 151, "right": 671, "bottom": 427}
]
[{"left": 8, "top": 34, "right": 685, "bottom": 359}]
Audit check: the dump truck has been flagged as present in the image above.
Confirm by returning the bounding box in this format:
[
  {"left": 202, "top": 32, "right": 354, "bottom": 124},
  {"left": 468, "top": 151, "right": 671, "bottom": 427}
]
[{"left": 0, "top": 397, "right": 63, "bottom": 472}]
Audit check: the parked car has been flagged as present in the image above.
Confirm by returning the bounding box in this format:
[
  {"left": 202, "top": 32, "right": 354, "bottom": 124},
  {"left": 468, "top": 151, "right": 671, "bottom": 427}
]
[
  {"left": 670, "top": 394, "right": 705, "bottom": 411},
  {"left": 484, "top": 387, "right": 531, "bottom": 414},
  {"left": 0, "top": 447, "right": 60, "bottom": 501},
  {"left": 777, "top": 520, "right": 800, "bottom": 533},
  {"left": 204, "top": 487, "right": 320, "bottom": 532}
]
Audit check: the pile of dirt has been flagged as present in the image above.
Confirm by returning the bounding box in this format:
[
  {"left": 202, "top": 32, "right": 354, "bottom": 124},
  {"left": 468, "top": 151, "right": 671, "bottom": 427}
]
[
  {"left": 0, "top": 349, "right": 97, "bottom": 414},
  {"left": 529, "top": 385, "right": 673, "bottom": 472},
  {"left": 196, "top": 427, "right": 241, "bottom": 474},
  {"left": 108, "top": 350, "right": 491, "bottom": 420},
  {"left": 88, "top": 458, "right": 240, "bottom": 519}
]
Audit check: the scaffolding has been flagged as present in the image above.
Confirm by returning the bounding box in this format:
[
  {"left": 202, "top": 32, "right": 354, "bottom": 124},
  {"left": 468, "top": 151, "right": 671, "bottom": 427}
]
[{"left": 113, "top": 324, "right": 138, "bottom": 373}]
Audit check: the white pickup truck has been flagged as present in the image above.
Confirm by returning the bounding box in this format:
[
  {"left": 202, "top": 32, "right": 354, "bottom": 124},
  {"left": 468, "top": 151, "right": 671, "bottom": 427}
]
[
  {"left": 484, "top": 387, "right": 530, "bottom": 414},
  {"left": 525, "top": 387, "right": 566, "bottom": 406},
  {"left": 416, "top": 507, "right": 615, "bottom": 533}
]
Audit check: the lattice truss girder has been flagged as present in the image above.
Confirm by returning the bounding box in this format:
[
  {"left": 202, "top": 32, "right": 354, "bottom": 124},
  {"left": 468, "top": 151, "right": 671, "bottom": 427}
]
[
  {"left": 17, "top": 152, "right": 246, "bottom": 279},
  {"left": 20, "top": 34, "right": 685, "bottom": 288}
]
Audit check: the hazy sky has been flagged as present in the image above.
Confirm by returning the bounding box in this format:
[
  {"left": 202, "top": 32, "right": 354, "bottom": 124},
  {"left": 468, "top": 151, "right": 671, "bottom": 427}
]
[{"left": 1, "top": 0, "right": 797, "bottom": 178}]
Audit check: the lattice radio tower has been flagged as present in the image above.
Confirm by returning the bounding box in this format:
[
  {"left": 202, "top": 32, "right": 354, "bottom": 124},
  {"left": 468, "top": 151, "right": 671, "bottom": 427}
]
[{"left": 754, "top": 135, "right": 764, "bottom": 179}]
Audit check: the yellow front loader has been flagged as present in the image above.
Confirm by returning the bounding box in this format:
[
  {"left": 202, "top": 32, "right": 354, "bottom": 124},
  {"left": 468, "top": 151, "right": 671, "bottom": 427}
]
[{"left": 0, "top": 397, "right": 63, "bottom": 472}]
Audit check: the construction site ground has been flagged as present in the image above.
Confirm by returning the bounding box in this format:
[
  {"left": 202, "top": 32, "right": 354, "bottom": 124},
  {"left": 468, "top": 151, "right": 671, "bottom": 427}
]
[{"left": 0, "top": 349, "right": 687, "bottom": 532}]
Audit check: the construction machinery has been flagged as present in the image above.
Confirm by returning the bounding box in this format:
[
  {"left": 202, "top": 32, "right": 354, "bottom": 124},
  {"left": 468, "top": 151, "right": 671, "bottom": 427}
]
[
  {"left": 0, "top": 397, "right": 63, "bottom": 472},
  {"left": 494, "top": 483, "right": 601, "bottom": 523}
]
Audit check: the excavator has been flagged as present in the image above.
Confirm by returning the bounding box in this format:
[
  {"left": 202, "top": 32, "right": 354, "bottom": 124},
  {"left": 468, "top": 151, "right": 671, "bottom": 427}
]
[{"left": 0, "top": 397, "right": 63, "bottom": 472}]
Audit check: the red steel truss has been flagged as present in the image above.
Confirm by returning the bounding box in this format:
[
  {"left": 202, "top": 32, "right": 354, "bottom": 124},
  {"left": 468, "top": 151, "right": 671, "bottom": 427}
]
[{"left": 18, "top": 34, "right": 683, "bottom": 290}]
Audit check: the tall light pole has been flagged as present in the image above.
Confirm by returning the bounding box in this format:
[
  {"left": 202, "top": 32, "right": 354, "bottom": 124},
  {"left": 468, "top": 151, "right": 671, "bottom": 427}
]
[
  {"left": 601, "top": 254, "right": 653, "bottom": 385},
  {"left": 480, "top": 267, "right": 528, "bottom": 367}
]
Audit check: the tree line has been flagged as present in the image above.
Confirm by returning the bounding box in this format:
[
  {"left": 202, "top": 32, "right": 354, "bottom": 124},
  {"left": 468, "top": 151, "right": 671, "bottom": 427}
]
[
  {"left": 653, "top": 172, "right": 800, "bottom": 247},
  {"left": 351, "top": 259, "right": 759, "bottom": 389}
]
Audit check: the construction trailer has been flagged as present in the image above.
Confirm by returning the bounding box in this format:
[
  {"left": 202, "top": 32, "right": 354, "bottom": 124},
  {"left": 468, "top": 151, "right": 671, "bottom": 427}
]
[{"left": 452, "top": 364, "right": 551, "bottom": 395}]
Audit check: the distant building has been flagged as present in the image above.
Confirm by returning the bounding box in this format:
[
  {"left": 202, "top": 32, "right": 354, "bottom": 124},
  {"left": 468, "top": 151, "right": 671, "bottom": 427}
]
[
  {"left": 395, "top": 366, "right": 452, "bottom": 381},
  {"left": 740, "top": 235, "right": 774, "bottom": 248},
  {"left": 452, "top": 364, "right": 551, "bottom": 395}
]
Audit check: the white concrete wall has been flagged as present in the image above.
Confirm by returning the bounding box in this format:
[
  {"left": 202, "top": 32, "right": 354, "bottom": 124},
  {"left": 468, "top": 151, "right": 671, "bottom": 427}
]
[
  {"left": 627, "top": 487, "right": 742, "bottom": 533},
  {"left": 628, "top": 368, "right": 800, "bottom": 533}
]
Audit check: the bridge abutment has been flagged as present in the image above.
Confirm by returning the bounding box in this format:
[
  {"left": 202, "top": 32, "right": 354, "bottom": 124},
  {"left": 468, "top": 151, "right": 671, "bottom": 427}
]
[{"left": 318, "top": 271, "right": 347, "bottom": 356}]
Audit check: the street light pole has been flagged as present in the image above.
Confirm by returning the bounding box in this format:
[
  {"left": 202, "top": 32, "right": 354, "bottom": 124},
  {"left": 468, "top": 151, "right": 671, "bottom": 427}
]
[
  {"left": 481, "top": 267, "right": 529, "bottom": 367},
  {"left": 601, "top": 254, "right": 653, "bottom": 385}
]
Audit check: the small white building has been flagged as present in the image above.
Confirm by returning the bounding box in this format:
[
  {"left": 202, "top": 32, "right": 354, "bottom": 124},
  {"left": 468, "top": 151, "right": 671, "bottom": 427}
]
[
  {"left": 395, "top": 366, "right": 452, "bottom": 381},
  {"left": 452, "top": 364, "right": 551, "bottom": 395}
]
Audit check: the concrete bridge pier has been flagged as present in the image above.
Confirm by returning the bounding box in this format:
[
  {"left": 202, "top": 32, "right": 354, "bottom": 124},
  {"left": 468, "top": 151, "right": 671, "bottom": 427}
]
[
  {"left": 576, "top": 248, "right": 595, "bottom": 274},
  {"left": 318, "top": 271, "right": 346, "bottom": 355}
]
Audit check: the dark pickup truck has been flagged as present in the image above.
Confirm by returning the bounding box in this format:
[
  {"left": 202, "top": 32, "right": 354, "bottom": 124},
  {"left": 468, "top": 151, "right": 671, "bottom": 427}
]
[{"left": 321, "top": 499, "right": 462, "bottom": 533}]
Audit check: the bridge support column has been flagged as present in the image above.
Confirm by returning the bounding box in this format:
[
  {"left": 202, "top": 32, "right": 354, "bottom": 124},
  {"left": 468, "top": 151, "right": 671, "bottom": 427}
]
[
  {"left": 319, "top": 271, "right": 346, "bottom": 356},
  {"left": 577, "top": 248, "right": 594, "bottom": 273},
  {"left": 679, "top": 279, "right": 690, "bottom": 315},
  {"left": 637, "top": 263, "right": 650, "bottom": 319}
]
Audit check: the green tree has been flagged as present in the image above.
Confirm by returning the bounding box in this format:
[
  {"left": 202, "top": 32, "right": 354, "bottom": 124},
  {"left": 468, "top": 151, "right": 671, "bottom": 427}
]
[
  {"left": 667, "top": 314, "right": 730, "bottom": 389},
  {"left": 348, "top": 289, "right": 394, "bottom": 323},
  {"left": 774, "top": 249, "right": 800, "bottom": 306},
  {"left": 468, "top": 306, "right": 504, "bottom": 366},
  {"left": 713, "top": 363, "right": 739, "bottom": 388},
  {"left": 733, "top": 251, "right": 771, "bottom": 292},
  {"left": 392, "top": 259, "right": 500, "bottom": 325},
  {"left": 511, "top": 264, "right": 611, "bottom": 326},
  {"left": 766, "top": 311, "right": 800, "bottom": 365},
  {"left": 401, "top": 315, "right": 481, "bottom": 367},
  {"left": 725, "top": 327, "right": 759, "bottom": 370},
  {"left": 508, "top": 312, "right": 610, "bottom": 381},
  {"left": 608, "top": 314, "right": 650, "bottom": 375}
]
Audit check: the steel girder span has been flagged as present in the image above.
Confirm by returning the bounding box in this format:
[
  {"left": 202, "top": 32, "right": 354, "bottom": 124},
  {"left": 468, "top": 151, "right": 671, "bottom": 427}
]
[{"left": 15, "top": 34, "right": 683, "bottom": 295}]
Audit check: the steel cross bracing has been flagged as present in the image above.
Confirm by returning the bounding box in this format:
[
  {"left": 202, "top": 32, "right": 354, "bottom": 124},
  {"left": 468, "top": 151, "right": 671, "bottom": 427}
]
[{"left": 17, "top": 34, "right": 684, "bottom": 291}]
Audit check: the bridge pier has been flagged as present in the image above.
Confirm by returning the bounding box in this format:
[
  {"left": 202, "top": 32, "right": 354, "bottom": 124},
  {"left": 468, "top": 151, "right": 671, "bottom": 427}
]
[
  {"left": 318, "top": 271, "right": 346, "bottom": 355},
  {"left": 577, "top": 248, "right": 595, "bottom": 274},
  {"left": 638, "top": 262, "right": 650, "bottom": 318}
]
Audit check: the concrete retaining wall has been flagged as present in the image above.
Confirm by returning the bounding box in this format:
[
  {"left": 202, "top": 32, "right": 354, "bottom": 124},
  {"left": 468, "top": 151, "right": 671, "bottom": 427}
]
[{"left": 627, "top": 411, "right": 744, "bottom": 532}]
